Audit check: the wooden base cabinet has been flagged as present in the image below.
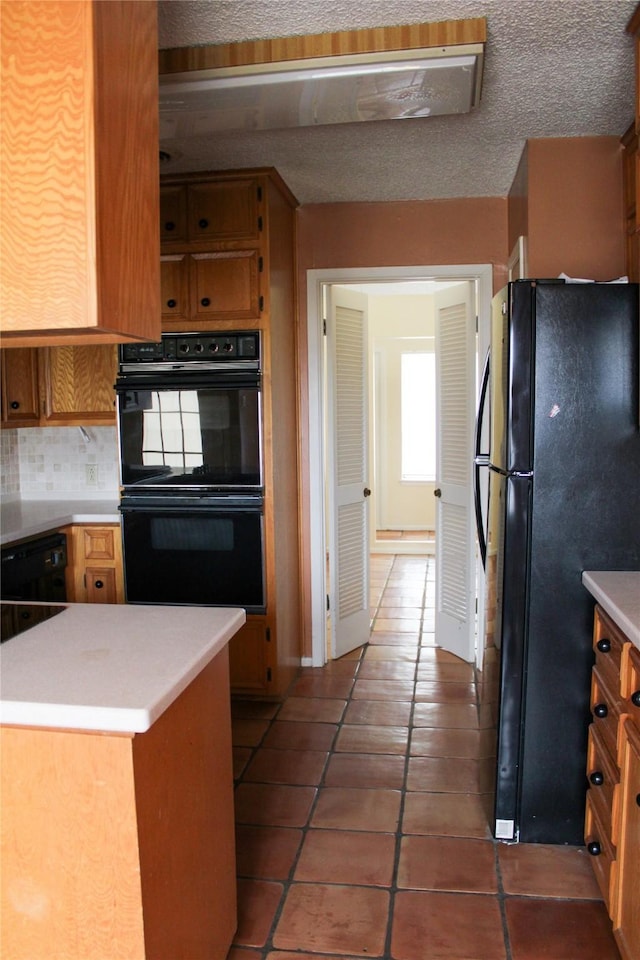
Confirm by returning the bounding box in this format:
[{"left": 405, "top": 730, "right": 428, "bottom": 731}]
[
  {"left": 585, "top": 606, "right": 640, "bottom": 959},
  {"left": 0, "top": 651, "right": 236, "bottom": 960},
  {"left": 64, "top": 524, "right": 124, "bottom": 604},
  {"left": 160, "top": 169, "right": 302, "bottom": 699}
]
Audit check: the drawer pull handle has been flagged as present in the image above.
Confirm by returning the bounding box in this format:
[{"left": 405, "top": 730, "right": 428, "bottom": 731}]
[
  {"left": 198, "top": 218, "right": 209, "bottom": 229},
  {"left": 587, "top": 841, "right": 601, "bottom": 856},
  {"left": 201, "top": 297, "right": 211, "bottom": 307},
  {"left": 593, "top": 703, "right": 608, "bottom": 719},
  {"left": 10, "top": 401, "right": 20, "bottom": 409},
  {"left": 167, "top": 299, "right": 177, "bottom": 309},
  {"left": 164, "top": 221, "right": 175, "bottom": 231},
  {"left": 631, "top": 690, "right": 640, "bottom": 708},
  {"left": 596, "top": 638, "right": 611, "bottom": 653},
  {"left": 589, "top": 771, "right": 604, "bottom": 786},
  {"left": 94, "top": 580, "right": 104, "bottom": 589}
]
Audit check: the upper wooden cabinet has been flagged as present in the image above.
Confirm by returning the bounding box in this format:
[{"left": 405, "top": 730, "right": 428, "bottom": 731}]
[
  {"left": 0, "top": 1, "right": 160, "bottom": 346},
  {"left": 160, "top": 179, "right": 261, "bottom": 245},
  {"left": 1, "top": 345, "right": 117, "bottom": 428}
]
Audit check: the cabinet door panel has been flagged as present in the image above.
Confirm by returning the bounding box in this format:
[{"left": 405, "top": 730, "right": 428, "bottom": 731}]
[
  {"left": 160, "top": 185, "right": 187, "bottom": 243},
  {"left": 160, "top": 255, "right": 189, "bottom": 324},
  {"left": 40, "top": 345, "right": 117, "bottom": 425},
  {"left": 614, "top": 718, "right": 640, "bottom": 960},
  {"left": 85, "top": 567, "right": 118, "bottom": 603},
  {"left": 229, "top": 620, "right": 268, "bottom": 694},
  {"left": 187, "top": 180, "right": 259, "bottom": 242},
  {"left": 190, "top": 251, "right": 260, "bottom": 322},
  {"left": 1, "top": 349, "right": 40, "bottom": 425}
]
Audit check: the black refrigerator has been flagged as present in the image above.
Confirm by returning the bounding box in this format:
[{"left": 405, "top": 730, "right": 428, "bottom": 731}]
[{"left": 475, "top": 279, "right": 640, "bottom": 845}]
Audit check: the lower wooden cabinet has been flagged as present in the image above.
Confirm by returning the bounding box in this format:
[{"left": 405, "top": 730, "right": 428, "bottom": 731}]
[
  {"left": 63, "top": 524, "right": 124, "bottom": 604},
  {"left": 585, "top": 606, "right": 640, "bottom": 960}
]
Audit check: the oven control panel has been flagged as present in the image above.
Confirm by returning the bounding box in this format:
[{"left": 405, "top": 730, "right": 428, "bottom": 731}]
[{"left": 120, "top": 331, "right": 259, "bottom": 364}]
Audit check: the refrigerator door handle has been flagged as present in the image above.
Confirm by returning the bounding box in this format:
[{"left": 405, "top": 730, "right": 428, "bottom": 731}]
[{"left": 473, "top": 349, "right": 491, "bottom": 570}]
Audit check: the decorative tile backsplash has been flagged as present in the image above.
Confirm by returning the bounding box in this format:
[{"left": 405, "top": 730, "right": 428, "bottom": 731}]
[{"left": 1, "top": 427, "right": 119, "bottom": 499}]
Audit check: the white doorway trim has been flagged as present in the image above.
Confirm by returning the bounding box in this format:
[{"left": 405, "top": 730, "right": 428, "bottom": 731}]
[{"left": 306, "top": 264, "right": 493, "bottom": 668}]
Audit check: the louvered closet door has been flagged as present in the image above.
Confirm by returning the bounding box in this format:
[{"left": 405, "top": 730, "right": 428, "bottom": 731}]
[
  {"left": 435, "top": 284, "right": 476, "bottom": 663},
  {"left": 327, "top": 286, "right": 370, "bottom": 659}
]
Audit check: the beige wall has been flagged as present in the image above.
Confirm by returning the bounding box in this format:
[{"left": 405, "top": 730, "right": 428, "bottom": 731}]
[{"left": 509, "top": 136, "right": 625, "bottom": 280}]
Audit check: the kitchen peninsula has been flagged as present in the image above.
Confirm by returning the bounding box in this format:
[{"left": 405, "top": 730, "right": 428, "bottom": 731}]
[{"left": 0, "top": 602, "right": 245, "bottom": 960}]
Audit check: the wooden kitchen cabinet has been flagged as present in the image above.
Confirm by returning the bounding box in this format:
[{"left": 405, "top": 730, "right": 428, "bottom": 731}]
[
  {"left": 160, "top": 169, "right": 302, "bottom": 698},
  {"left": 0, "top": 1, "right": 160, "bottom": 346},
  {"left": 585, "top": 606, "right": 640, "bottom": 959},
  {"left": 0, "top": 349, "right": 40, "bottom": 426},
  {"left": 1, "top": 345, "right": 117, "bottom": 428},
  {"left": 64, "top": 524, "right": 124, "bottom": 605}
]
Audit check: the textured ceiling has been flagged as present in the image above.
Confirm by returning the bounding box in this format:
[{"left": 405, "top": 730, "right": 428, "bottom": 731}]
[{"left": 157, "top": 0, "right": 636, "bottom": 204}]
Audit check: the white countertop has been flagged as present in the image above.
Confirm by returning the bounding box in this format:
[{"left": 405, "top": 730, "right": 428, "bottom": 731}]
[
  {"left": 1, "top": 498, "right": 120, "bottom": 545},
  {"left": 0, "top": 603, "right": 245, "bottom": 733},
  {"left": 582, "top": 571, "right": 640, "bottom": 649}
]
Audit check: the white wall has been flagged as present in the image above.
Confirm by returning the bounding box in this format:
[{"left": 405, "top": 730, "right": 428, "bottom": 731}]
[{"left": 368, "top": 293, "right": 436, "bottom": 532}]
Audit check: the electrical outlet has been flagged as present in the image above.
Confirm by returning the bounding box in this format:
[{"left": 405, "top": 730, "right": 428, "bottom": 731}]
[{"left": 85, "top": 464, "right": 98, "bottom": 486}]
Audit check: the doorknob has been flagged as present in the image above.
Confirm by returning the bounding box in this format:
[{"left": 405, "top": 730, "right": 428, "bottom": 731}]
[
  {"left": 363, "top": 488, "right": 372, "bottom": 498},
  {"left": 434, "top": 488, "right": 442, "bottom": 498}
]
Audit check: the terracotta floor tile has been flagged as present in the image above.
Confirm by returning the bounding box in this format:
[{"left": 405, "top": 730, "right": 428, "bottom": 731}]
[
  {"left": 232, "top": 699, "right": 280, "bottom": 720},
  {"left": 416, "top": 661, "right": 475, "bottom": 681},
  {"left": 277, "top": 696, "right": 346, "bottom": 724},
  {"left": 392, "top": 890, "right": 506, "bottom": 960},
  {"left": 233, "top": 746, "right": 252, "bottom": 780},
  {"left": 352, "top": 678, "right": 416, "bottom": 701},
  {"left": 357, "top": 660, "right": 417, "bottom": 680},
  {"left": 505, "top": 898, "right": 620, "bottom": 960},
  {"left": 412, "top": 702, "right": 480, "bottom": 729},
  {"left": 324, "top": 752, "right": 406, "bottom": 789},
  {"left": 344, "top": 698, "right": 413, "bottom": 726},
  {"left": 243, "top": 748, "right": 328, "bottom": 785},
  {"left": 419, "top": 647, "right": 467, "bottom": 664},
  {"left": 262, "top": 720, "right": 338, "bottom": 752},
  {"left": 311, "top": 786, "right": 402, "bottom": 832},
  {"left": 235, "top": 824, "right": 303, "bottom": 880},
  {"left": 397, "top": 835, "right": 498, "bottom": 893},
  {"left": 414, "top": 680, "right": 477, "bottom": 704},
  {"left": 373, "top": 618, "right": 422, "bottom": 633},
  {"left": 294, "top": 828, "right": 396, "bottom": 886},
  {"left": 410, "top": 727, "right": 493, "bottom": 759},
  {"left": 335, "top": 723, "right": 410, "bottom": 755},
  {"left": 234, "top": 783, "right": 316, "bottom": 827},
  {"left": 227, "top": 948, "right": 261, "bottom": 960},
  {"left": 300, "top": 659, "right": 360, "bottom": 677},
  {"left": 407, "top": 756, "right": 483, "bottom": 792},
  {"left": 402, "top": 791, "right": 492, "bottom": 839},
  {"left": 289, "top": 674, "right": 355, "bottom": 699},
  {"left": 273, "top": 883, "right": 389, "bottom": 955},
  {"left": 498, "top": 843, "right": 603, "bottom": 899},
  {"left": 369, "top": 632, "right": 420, "bottom": 646},
  {"left": 231, "top": 718, "right": 270, "bottom": 747},
  {"left": 234, "top": 878, "right": 284, "bottom": 948},
  {"left": 363, "top": 644, "right": 419, "bottom": 662}
]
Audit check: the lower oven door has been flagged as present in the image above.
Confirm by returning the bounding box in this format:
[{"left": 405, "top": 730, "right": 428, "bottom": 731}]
[{"left": 121, "top": 499, "right": 265, "bottom": 612}]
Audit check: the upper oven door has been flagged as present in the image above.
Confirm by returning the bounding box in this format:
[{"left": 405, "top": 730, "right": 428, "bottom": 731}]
[{"left": 116, "top": 370, "right": 263, "bottom": 491}]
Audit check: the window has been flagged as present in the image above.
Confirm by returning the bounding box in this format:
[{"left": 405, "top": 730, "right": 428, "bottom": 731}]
[{"left": 401, "top": 352, "right": 436, "bottom": 481}]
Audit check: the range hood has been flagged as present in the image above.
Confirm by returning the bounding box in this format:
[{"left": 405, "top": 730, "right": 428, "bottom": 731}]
[{"left": 159, "top": 44, "right": 484, "bottom": 136}]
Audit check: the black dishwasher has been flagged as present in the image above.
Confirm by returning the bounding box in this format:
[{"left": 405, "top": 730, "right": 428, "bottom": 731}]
[
  {"left": 1, "top": 532, "right": 68, "bottom": 601},
  {"left": 1, "top": 533, "right": 68, "bottom": 641}
]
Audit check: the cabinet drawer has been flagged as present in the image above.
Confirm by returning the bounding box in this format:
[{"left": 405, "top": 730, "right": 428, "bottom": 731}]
[
  {"left": 621, "top": 645, "right": 640, "bottom": 721},
  {"left": 592, "top": 665, "right": 623, "bottom": 765},
  {"left": 593, "top": 606, "right": 625, "bottom": 690},
  {"left": 81, "top": 527, "right": 117, "bottom": 562},
  {"left": 587, "top": 724, "right": 620, "bottom": 843},
  {"left": 187, "top": 179, "right": 260, "bottom": 243},
  {"left": 585, "top": 793, "right": 618, "bottom": 918}
]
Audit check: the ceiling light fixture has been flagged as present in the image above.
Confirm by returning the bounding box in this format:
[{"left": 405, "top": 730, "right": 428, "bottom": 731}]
[{"left": 159, "top": 44, "right": 484, "bottom": 137}]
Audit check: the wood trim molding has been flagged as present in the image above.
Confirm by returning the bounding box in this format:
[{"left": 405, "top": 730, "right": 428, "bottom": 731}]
[{"left": 159, "top": 18, "right": 487, "bottom": 75}]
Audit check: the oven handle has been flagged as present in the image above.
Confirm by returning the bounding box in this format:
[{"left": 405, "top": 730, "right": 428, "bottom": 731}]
[
  {"left": 119, "top": 501, "right": 264, "bottom": 514},
  {"left": 116, "top": 371, "right": 261, "bottom": 391}
]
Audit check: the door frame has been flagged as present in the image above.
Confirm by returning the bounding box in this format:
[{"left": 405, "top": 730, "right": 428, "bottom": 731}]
[{"left": 306, "top": 264, "right": 493, "bottom": 668}]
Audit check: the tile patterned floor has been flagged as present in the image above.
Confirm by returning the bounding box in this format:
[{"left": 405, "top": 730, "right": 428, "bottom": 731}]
[{"left": 228, "top": 554, "right": 620, "bottom": 960}]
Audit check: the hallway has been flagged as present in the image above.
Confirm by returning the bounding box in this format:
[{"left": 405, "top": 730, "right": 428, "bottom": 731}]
[{"left": 228, "top": 554, "right": 619, "bottom": 960}]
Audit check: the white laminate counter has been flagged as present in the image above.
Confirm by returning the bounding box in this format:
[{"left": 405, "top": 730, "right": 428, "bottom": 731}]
[
  {"left": 582, "top": 571, "right": 640, "bottom": 649},
  {"left": 0, "top": 498, "right": 120, "bottom": 545},
  {"left": 0, "top": 603, "right": 245, "bottom": 732}
]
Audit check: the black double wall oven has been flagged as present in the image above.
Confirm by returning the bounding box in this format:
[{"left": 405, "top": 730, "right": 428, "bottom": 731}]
[{"left": 116, "top": 331, "right": 265, "bottom": 611}]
